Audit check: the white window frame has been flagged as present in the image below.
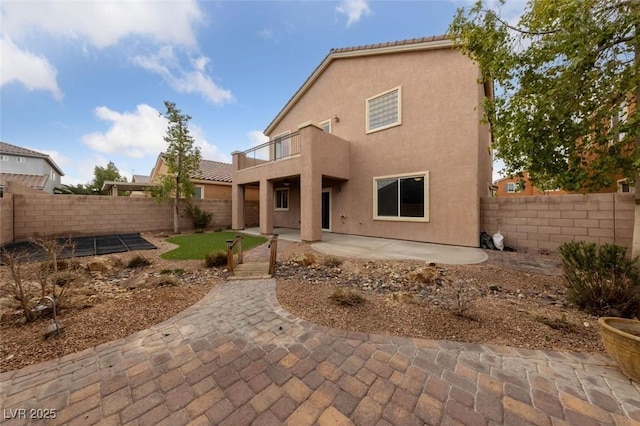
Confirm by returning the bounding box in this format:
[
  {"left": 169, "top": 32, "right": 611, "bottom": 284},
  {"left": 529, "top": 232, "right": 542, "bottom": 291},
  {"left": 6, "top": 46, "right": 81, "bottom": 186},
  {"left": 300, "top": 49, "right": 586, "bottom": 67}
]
[
  {"left": 275, "top": 188, "right": 289, "bottom": 211},
  {"left": 506, "top": 182, "right": 516, "bottom": 193},
  {"left": 366, "top": 86, "right": 402, "bottom": 134},
  {"left": 193, "top": 185, "right": 204, "bottom": 199},
  {"left": 373, "top": 171, "right": 429, "bottom": 222},
  {"left": 0, "top": 155, "right": 8, "bottom": 161},
  {"left": 16, "top": 157, "right": 26, "bottom": 163},
  {"left": 319, "top": 120, "right": 332, "bottom": 133}
]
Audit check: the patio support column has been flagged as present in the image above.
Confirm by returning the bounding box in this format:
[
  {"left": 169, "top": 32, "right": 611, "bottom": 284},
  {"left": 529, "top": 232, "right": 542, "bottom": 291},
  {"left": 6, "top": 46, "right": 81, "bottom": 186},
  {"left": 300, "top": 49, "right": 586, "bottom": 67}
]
[
  {"left": 259, "top": 178, "right": 274, "bottom": 235},
  {"left": 232, "top": 183, "right": 245, "bottom": 230},
  {"left": 300, "top": 170, "right": 322, "bottom": 241}
]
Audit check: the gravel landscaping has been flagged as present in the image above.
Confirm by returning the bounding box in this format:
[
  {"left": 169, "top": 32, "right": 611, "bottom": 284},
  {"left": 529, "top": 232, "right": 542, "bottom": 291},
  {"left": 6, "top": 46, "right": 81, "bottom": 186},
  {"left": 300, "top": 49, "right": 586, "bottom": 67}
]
[{"left": 0, "top": 234, "right": 604, "bottom": 373}]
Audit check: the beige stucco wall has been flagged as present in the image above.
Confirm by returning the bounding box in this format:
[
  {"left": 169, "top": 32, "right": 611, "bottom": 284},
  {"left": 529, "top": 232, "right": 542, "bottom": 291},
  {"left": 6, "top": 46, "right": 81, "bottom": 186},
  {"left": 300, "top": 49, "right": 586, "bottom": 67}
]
[
  {"left": 264, "top": 48, "right": 491, "bottom": 246},
  {"left": 480, "top": 193, "right": 634, "bottom": 253}
]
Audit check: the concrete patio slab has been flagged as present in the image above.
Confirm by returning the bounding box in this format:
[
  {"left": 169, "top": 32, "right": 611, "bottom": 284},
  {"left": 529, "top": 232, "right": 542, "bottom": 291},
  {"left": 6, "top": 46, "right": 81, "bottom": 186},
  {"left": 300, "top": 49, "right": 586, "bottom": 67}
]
[{"left": 241, "top": 228, "right": 488, "bottom": 265}]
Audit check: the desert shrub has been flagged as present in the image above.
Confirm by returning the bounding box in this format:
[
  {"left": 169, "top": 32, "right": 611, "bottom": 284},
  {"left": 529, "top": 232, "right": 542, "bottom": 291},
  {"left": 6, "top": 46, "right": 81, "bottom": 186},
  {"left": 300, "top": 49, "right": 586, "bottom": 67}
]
[
  {"left": 439, "top": 280, "right": 478, "bottom": 317},
  {"left": 321, "top": 256, "right": 342, "bottom": 268},
  {"left": 409, "top": 267, "right": 437, "bottom": 284},
  {"left": 1, "top": 249, "right": 37, "bottom": 322},
  {"left": 559, "top": 241, "right": 640, "bottom": 318},
  {"left": 329, "top": 287, "right": 365, "bottom": 306},
  {"left": 160, "top": 268, "right": 185, "bottom": 275},
  {"left": 205, "top": 251, "right": 227, "bottom": 268},
  {"left": 128, "top": 255, "right": 151, "bottom": 269},
  {"left": 186, "top": 204, "right": 213, "bottom": 232},
  {"left": 291, "top": 253, "right": 317, "bottom": 267}
]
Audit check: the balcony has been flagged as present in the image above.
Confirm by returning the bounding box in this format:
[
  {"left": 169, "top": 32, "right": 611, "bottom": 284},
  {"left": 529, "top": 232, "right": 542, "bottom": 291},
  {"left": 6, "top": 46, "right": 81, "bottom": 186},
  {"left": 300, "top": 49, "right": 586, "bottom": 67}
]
[
  {"left": 233, "top": 123, "right": 350, "bottom": 184},
  {"left": 237, "top": 132, "right": 302, "bottom": 170}
]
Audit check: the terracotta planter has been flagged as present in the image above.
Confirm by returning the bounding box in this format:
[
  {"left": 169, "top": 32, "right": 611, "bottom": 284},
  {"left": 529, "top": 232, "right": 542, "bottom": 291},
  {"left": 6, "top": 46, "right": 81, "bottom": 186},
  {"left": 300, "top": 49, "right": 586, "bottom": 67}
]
[{"left": 598, "top": 317, "right": 640, "bottom": 382}]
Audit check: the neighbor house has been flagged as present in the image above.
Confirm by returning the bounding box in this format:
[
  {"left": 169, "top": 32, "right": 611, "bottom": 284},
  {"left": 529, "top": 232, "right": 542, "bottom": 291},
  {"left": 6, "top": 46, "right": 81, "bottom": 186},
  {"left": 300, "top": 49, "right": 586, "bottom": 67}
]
[
  {"left": 148, "top": 154, "right": 259, "bottom": 201},
  {"left": 495, "top": 172, "right": 632, "bottom": 197},
  {"left": 231, "top": 36, "right": 493, "bottom": 247},
  {"left": 0, "top": 141, "right": 64, "bottom": 195}
]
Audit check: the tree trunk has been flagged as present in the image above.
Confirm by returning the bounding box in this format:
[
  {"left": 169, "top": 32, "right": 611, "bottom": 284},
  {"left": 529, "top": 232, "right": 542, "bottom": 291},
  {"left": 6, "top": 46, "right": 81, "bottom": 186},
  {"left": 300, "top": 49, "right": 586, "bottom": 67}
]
[{"left": 633, "top": 24, "right": 640, "bottom": 261}]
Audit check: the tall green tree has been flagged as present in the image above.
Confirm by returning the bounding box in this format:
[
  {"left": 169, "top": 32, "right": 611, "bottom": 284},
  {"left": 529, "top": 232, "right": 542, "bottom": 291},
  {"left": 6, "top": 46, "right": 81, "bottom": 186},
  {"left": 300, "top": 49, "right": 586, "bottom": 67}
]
[
  {"left": 449, "top": 0, "right": 640, "bottom": 257},
  {"left": 150, "top": 101, "right": 202, "bottom": 233},
  {"left": 88, "top": 161, "right": 127, "bottom": 195}
]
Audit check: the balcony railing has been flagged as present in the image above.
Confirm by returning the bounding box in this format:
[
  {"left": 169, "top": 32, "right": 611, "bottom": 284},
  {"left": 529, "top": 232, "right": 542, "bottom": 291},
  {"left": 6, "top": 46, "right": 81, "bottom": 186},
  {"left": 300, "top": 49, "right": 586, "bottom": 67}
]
[{"left": 238, "top": 131, "right": 301, "bottom": 170}]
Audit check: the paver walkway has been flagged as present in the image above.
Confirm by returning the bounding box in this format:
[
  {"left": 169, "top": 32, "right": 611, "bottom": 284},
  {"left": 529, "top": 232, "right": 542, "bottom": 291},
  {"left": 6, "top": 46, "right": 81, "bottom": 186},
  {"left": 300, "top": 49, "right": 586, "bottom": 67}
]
[{"left": 1, "top": 278, "right": 639, "bottom": 425}]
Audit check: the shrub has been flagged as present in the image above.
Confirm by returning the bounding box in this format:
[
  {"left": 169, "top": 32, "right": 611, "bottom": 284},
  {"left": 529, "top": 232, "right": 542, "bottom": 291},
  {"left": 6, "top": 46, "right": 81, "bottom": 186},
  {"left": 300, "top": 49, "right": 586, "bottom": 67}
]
[
  {"left": 440, "top": 280, "right": 478, "bottom": 317},
  {"left": 160, "top": 268, "right": 185, "bottom": 275},
  {"left": 127, "top": 255, "right": 151, "bottom": 269},
  {"left": 205, "top": 251, "right": 227, "bottom": 268},
  {"left": 558, "top": 241, "right": 640, "bottom": 318},
  {"left": 329, "top": 287, "right": 365, "bottom": 306},
  {"left": 321, "top": 256, "right": 342, "bottom": 268},
  {"left": 186, "top": 204, "right": 213, "bottom": 232}
]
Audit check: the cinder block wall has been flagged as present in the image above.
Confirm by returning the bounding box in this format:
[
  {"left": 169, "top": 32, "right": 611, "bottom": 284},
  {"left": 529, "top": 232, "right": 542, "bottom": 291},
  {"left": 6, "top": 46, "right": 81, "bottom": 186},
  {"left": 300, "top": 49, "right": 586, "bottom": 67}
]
[
  {"left": 480, "top": 193, "right": 634, "bottom": 253},
  {"left": 1, "top": 194, "right": 14, "bottom": 245},
  {"left": 9, "top": 192, "right": 259, "bottom": 242}
]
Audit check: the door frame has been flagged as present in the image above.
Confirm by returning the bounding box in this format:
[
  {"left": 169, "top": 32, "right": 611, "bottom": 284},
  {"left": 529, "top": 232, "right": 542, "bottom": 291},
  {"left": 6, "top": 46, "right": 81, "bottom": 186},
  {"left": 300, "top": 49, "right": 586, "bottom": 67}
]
[{"left": 321, "top": 188, "right": 331, "bottom": 231}]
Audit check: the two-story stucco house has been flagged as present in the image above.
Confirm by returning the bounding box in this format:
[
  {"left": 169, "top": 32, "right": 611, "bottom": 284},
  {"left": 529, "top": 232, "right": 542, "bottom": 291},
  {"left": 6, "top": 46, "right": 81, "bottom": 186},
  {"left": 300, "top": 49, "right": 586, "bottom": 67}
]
[
  {"left": 0, "top": 141, "right": 64, "bottom": 194},
  {"left": 231, "top": 36, "right": 493, "bottom": 247}
]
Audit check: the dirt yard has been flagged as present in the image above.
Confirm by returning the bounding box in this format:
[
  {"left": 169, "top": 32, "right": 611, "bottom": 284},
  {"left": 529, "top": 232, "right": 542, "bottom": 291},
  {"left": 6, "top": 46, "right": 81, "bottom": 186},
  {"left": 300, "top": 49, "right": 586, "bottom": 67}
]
[{"left": 0, "top": 234, "right": 603, "bottom": 373}]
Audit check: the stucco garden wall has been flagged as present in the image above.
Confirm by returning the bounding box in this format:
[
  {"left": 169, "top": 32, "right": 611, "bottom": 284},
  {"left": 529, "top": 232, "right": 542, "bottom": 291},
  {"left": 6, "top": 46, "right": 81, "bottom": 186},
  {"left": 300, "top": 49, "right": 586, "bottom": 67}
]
[
  {"left": 1, "top": 193, "right": 14, "bottom": 245},
  {"left": 480, "top": 193, "right": 634, "bottom": 253},
  {"left": 3, "top": 189, "right": 259, "bottom": 243}
]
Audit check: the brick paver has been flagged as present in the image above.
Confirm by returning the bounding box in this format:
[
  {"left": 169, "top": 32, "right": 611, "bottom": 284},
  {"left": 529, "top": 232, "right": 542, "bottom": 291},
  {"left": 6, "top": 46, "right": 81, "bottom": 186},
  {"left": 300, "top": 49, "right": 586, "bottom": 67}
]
[{"left": 1, "top": 277, "right": 639, "bottom": 425}]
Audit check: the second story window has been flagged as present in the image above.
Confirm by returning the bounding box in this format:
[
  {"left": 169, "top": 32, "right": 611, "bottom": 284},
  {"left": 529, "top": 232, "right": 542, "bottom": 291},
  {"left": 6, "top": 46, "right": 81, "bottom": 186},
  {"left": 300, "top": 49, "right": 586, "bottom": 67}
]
[
  {"left": 0, "top": 155, "right": 8, "bottom": 161},
  {"left": 366, "top": 87, "right": 401, "bottom": 133},
  {"left": 506, "top": 182, "right": 516, "bottom": 193},
  {"left": 16, "top": 157, "right": 26, "bottom": 163}
]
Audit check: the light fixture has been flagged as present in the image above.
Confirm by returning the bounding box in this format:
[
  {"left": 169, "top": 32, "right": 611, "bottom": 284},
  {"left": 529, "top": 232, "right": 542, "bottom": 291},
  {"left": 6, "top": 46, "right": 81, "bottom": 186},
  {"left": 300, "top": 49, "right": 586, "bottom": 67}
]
[
  {"left": 283, "top": 179, "right": 291, "bottom": 187},
  {"left": 333, "top": 115, "right": 340, "bottom": 123}
]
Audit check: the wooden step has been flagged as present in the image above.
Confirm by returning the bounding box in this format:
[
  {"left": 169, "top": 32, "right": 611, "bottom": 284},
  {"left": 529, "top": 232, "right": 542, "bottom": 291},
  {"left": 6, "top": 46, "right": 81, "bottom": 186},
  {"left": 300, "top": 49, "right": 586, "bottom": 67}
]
[{"left": 229, "top": 262, "right": 271, "bottom": 280}]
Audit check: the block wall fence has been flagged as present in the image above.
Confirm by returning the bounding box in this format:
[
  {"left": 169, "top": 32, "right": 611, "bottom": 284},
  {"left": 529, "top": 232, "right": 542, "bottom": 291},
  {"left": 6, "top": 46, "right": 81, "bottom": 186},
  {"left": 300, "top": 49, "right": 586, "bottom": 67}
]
[
  {"left": 0, "top": 187, "right": 259, "bottom": 243},
  {"left": 480, "top": 193, "right": 634, "bottom": 253}
]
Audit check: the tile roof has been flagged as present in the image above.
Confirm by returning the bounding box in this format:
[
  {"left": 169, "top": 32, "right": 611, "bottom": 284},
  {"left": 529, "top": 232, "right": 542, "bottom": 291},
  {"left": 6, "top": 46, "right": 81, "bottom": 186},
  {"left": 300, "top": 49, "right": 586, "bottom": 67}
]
[
  {"left": 328, "top": 35, "right": 448, "bottom": 54},
  {"left": 196, "top": 159, "right": 233, "bottom": 183},
  {"left": 0, "top": 173, "right": 49, "bottom": 190},
  {"left": 0, "top": 141, "right": 48, "bottom": 158}
]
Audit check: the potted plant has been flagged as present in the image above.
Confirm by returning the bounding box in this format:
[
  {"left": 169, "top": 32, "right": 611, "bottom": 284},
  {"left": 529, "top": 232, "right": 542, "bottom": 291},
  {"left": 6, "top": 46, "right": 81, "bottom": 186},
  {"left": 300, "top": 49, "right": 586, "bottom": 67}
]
[{"left": 598, "top": 317, "right": 640, "bottom": 382}]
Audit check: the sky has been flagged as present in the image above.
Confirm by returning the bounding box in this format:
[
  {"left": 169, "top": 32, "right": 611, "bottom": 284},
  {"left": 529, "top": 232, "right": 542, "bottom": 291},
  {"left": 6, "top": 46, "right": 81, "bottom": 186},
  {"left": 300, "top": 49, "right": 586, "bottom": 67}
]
[{"left": 1, "top": 0, "right": 522, "bottom": 186}]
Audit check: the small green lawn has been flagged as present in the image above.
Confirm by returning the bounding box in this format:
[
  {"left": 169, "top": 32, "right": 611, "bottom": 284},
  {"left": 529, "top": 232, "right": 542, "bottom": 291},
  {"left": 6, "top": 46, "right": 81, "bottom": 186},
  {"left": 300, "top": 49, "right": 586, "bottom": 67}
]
[{"left": 161, "top": 232, "right": 267, "bottom": 260}]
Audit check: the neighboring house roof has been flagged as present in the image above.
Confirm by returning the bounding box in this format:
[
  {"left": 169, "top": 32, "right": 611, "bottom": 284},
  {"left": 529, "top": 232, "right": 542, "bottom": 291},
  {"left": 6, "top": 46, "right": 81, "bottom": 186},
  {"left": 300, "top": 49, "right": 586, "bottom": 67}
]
[
  {"left": 0, "top": 172, "right": 48, "bottom": 190},
  {"left": 0, "top": 141, "right": 65, "bottom": 176},
  {"left": 132, "top": 174, "right": 150, "bottom": 183},
  {"left": 150, "top": 152, "right": 233, "bottom": 184},
  {"left": 264, "top": 35, "right": 452, "bottom": 135},
  {"left": 197, "top": 159, "right": 232, "bottom": 183}
]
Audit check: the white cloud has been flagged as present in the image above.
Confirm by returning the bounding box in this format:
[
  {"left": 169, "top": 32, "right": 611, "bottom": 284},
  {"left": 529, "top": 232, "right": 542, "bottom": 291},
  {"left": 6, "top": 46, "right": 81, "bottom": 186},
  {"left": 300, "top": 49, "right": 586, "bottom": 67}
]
[
  {"left": 132, "top": 47, "right": 234, "bottom": 105},
  {"left": 82, "top": 103, "right": 229, "bottom": 164},
  {"left": 0, "top": 37, "right": 62, "bottom": 100},
  {"left": 1, "top": 0, "right": 203, "bottom": 49},
  {"left": 30, "top": 147, "right": 72, "bottom": 170},
  {"left": 336, "top": 0, "right": 371, "bottom": 27},
  {"left": 190, "top": 125, "right": 230, "bottom": 163},
  {"left": 82, "top": 104, "right": 168, "bottom": 158},
  {"left": 1, "top": 0, "right": 206, "bottom": 99},
  {"left": 248, "top": 130, "right": 269, "bottom": 147}
]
